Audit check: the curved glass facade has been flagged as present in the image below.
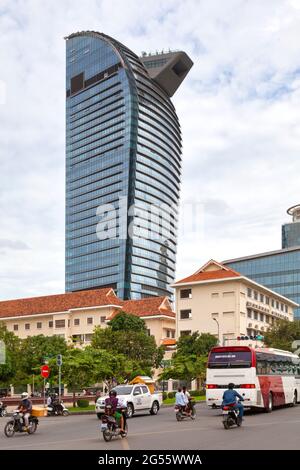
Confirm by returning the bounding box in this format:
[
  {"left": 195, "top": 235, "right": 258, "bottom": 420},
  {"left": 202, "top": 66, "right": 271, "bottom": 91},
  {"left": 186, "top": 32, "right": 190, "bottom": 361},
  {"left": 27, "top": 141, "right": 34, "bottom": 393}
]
[{"left": 65, "top": 32, "right": 191, "bottom": 299}]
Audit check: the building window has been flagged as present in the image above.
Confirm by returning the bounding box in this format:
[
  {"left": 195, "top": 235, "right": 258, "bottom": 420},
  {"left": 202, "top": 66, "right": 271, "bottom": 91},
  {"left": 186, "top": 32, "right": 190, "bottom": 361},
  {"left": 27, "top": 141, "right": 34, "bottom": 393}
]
[
  {"left": 180, "top": 309, "right": 192, "bottom": 320},
  {"left": 167, "top": 330, "right": 170, "bottom": 338},
  {"left": 74, "top": 319, "right": 80, "bottom": 326},
  {"left": 37, "top": 322, "right": 42, "bottom": 329},
  {"left": 180, "top": 288, "right": 192, "bottom": 299},
  {"left": 100, "top": 316, "right": 106, "bottom": 323},
  {"left": 84, "top": 334, "right": 92, "bottom": 343},
  {"left": 247, "top": 309, "right": 252, "bottom": 318},
  {"left": 13, "top": 324, "right": 18, "bottom": 331},
  {"left": 265, "top": 296, "right": 270, "bottom": 305},
  {"left": 254, "top": 312, "right": 258, "bottom": 320},
  {"left": 260, "top": 294, "right": 264, "bottom": 303},
  {"left": 254, "top": 291, "right": 258, "bottom": 300},
  {"left": 247, "top": 288, "right": 252, "bottom": 298},
  {"left": 147, "top": 328, "right": 151, "bottom": 336},
  {"left": 260, "top": 313, "right": 264, "bottom": 322},
  {"left": 211, "top": 293, "right": 219, "bottom": 298},
  {"left": 49, "top": 321, "right": 53, "bottom": 328},
  {"left": 285, "top": 305, "right": 288, "bottom": 313},
  {"left": 276, "top": 301, "right": 279, "bottom": 309},
  {"left": 223, "top": 291, "right": 234, "bottom": 297},
  {"left": 87, "top": 317, "right": 93, "bottom": 325},
  {"left": 271, "top": 299, "right": 275, "bottom": 307},
  {"left": 180, "top": 330, "right": 191, "bottom": 336},
  {"left": 68, "top": 319, "right": 71, "bottom": 327},
  {"left": 25, "top": 323, "right": 30, "bottom": 330},
  {"left": 171, "top": 330, "right": 175, "bottom": 338},
  {"left": 55, "top": 320, "right": 65, "bottom": 328},
  {"left": 265, "top": 316, "right": 270, "bottom": 323},
  {"left": 280, "top": 303, "right": 284, "bottom": 311}
]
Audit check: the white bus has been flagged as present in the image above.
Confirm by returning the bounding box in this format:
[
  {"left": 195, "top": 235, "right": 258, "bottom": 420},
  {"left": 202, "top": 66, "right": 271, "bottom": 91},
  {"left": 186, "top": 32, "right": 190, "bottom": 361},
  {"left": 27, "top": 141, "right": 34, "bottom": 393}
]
[{"left": 206, "top": 346, "right": 300, "bottom": 412}]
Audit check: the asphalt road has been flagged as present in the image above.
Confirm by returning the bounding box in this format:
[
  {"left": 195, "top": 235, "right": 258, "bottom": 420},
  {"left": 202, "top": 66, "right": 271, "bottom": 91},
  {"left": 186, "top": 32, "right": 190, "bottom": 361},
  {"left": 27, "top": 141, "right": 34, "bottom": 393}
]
[{"left": 0, "top": 403, "right": 300, "bottom": 450}]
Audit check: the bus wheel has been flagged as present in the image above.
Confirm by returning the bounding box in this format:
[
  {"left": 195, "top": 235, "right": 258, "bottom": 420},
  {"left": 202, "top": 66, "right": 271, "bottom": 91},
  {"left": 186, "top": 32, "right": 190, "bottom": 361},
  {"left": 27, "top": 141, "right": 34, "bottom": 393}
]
[
  {"left": 292, "top": 391, "right": 297, "bottom": 407},
  {"left": 265, "top": 393, "right": 273, "bottom": 413}
]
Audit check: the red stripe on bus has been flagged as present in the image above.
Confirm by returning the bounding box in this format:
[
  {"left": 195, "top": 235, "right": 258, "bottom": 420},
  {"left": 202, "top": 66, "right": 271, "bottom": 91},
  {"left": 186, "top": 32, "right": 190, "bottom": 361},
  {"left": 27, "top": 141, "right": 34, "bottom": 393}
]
[{"left": 258, "top": 376, "right": 285, "bottom": 407}]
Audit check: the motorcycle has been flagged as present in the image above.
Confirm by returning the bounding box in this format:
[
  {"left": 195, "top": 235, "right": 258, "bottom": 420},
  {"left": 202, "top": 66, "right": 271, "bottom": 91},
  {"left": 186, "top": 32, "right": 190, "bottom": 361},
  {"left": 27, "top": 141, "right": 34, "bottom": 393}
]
[
  {"left": 175, "top": 402, "right": 196, "bottom": 421},
  {"left": 4, "top": 411, "right": 39, "bottom": 437},
  {"left": 0, "top": 401, "right": 7, "bottom": 417},
  {"left": 47, "top": 401, "right": 69, "bottom": 416},
  {"left": 222, "top": 402, "right": 242, "bottom": 429},
  {"left": 100, "top": 404, "right": 128, "bottom": 442}
]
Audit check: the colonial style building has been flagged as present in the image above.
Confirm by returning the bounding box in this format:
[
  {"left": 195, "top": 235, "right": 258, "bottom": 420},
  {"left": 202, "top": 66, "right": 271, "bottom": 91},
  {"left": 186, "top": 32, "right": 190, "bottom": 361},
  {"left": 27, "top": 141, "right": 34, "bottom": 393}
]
[
  {"left": 172, "top": 260, "right": 297, "bottom": 347},
  {"left": 0, "top": 288, "right": 175, "bottom": 354}
]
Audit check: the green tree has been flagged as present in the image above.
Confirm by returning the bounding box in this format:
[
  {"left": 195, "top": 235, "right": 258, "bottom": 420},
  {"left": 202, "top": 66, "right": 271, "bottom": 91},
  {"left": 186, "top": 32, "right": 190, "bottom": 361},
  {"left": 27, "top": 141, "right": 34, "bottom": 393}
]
[
  {"left": 160, "top": 354, "right": 207, "bottom": 384},
  {"left": 175, "top": 332, "right": 218, "bottom": 358},
  {"left": 61, "top": 349, "right": 96, "bottom": 406},
  {"left": 92, "top": 313, "right": 164, "bottom": 371},
  {"left": 264, "top": 320, "right": 300, "bottom": 352},
  {"left": 108, "top": 311, "right": 147, "bottom": 332},
  {"left": 18, "top": 335, "right": 68, "bottom": 379},
  {"left": 0, "top": 323, "right": 21, "bottom": 386}
]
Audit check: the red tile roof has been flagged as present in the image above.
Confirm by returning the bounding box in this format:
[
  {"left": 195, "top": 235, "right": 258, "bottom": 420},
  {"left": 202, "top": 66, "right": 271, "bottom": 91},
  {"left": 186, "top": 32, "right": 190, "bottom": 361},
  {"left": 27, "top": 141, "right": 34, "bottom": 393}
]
[
  {"left": 161, "top": 338, "right": 176, "bottom": 346},
  {"left": 175, "top": 268, "right": 241, "bottom": 285},
  {"left": 0, "top": 288, "right": 122, "bottom": 319},
  {"left": 108, "top": 297, "right": 176, "bottom": 320}
]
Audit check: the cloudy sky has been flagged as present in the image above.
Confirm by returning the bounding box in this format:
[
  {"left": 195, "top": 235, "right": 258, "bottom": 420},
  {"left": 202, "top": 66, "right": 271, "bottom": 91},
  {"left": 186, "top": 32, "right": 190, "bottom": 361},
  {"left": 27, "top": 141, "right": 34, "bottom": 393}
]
[{"left": 0, "top": 0, "right": 300, "bottom": 300}]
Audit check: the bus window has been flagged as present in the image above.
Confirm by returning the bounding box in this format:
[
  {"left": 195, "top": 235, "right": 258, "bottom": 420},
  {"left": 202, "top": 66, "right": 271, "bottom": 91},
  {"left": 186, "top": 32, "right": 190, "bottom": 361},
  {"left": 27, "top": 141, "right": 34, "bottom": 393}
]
[{"left": 208, "top": 350, "right": 252, "bottom": 368}]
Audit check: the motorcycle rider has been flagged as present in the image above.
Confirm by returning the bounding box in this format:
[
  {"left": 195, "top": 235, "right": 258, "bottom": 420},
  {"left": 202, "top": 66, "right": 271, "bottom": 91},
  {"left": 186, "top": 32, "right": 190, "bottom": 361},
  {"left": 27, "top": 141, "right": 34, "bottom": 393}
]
[
  {"left": 222, "top": 383, "right": 244, "bottom": 420},
  {"left": 105, "top": 389, "right": 125, "bottom": 434},
  {"left": 17, "top": 392, "right": 32, "bottom": 431},
  {"left": 175, "top": 387, "right": 186, "bottom": 411},
  {"left": 182, "top": 386, "right": 193, "bottom": 417}
]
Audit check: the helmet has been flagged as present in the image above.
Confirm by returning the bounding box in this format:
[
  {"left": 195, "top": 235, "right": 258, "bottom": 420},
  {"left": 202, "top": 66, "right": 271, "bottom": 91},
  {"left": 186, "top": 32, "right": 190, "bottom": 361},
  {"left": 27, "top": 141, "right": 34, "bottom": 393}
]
[
  {"left": 21, "top": 392, "right": 29, "bottom": 400},
  {"left": 228, "top": 383, "right": 235, "bottom": 389},
  {"left": 109, "top": 389, "right": 117, "bottom": 397}
]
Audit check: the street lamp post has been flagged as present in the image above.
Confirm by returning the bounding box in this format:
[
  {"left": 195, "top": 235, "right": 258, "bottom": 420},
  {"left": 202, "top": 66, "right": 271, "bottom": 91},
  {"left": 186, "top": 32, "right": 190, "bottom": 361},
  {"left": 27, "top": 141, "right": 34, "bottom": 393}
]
[{"left": 212, "top": 317, "right": 220, "bottom": 345}]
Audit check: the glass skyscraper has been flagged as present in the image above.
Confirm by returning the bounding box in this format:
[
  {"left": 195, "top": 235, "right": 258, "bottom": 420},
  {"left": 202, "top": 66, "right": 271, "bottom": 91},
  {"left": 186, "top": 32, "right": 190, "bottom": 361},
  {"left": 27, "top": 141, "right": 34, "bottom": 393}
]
[
  {"left": 224, "top": 205, "right": 300, "bottom": 318},
  {"left": 65, "top": 31, "right": 193, "bottom": 299}
]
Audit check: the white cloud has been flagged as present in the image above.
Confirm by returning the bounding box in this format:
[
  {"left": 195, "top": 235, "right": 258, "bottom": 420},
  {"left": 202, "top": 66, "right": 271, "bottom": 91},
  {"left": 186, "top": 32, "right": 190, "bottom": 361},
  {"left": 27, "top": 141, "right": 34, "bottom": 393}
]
[{"left": 0, "top": 0, "right": 300, "bottom": 298}]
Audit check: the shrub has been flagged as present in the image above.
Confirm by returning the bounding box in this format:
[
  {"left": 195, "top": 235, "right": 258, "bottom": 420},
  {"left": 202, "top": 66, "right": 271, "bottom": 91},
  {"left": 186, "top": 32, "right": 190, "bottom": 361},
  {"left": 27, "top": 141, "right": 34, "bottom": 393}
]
[
  {"left": 189, "top": 390, "right": 198, "bottom": 397},
  {"left": 167, "top": 392, "right": 175, "bottom": 399},
  {"left": 199, "top": 389, "right": 206, "bottom": 396},
  {"left": 162, "top": 392, "right": 168, "bottom": 401},
  {"left": 77, "top": 399, "right": 89, "bottom": 408}
]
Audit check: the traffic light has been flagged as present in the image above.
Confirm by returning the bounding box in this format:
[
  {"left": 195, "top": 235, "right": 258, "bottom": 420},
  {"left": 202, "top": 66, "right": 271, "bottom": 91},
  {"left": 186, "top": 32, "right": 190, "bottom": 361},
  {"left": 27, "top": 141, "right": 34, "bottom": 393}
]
[{"left": 57, "top": 354, "right": 63, "bottom": 366}]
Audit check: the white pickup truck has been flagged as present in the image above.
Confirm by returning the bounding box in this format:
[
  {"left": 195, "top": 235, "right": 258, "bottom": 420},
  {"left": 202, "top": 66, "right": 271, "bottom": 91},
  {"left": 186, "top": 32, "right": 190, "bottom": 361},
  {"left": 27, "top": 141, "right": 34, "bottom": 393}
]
[{"left": 95, "top": 384, "right": 162, "bottom": 419}]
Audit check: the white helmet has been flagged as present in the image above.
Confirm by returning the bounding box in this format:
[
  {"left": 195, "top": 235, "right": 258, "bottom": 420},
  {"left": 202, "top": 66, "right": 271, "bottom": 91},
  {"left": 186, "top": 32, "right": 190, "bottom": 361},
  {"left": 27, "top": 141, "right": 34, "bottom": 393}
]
[{"left": 21, "top": 392, "right": 29, "bottom": 400}]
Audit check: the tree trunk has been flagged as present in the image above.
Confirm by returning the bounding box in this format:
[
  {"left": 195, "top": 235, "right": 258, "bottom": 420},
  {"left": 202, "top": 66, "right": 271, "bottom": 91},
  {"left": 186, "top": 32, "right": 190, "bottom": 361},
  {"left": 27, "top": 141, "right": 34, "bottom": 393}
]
[{"left": 73, "top": 391, "right": 76, "bottom": 407}]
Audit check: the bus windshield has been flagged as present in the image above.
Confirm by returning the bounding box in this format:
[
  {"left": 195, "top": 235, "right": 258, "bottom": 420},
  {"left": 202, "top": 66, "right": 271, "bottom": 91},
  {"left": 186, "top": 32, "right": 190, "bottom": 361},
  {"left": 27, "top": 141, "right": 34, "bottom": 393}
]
[{"left": 208, "top": 350, "right": 252, "bottom": 368}]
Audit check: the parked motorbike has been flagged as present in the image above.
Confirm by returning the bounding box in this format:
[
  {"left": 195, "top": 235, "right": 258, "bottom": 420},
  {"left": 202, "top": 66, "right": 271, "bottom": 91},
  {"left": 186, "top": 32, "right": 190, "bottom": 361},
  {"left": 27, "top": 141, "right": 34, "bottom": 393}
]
[
  {"left": 47, "top": 401, "right": 69, "bottom": 416},
  {"left": 222, "top": 402, "right": 242, "bottom": 429},
  {"left": 4, "top": 411, "right": 39, "bottom": 437},
  {"left": 100, "top": 404, "right": 128, "bottom": 442},
  {"left": 175, "top": 402, "right": 196, "bottom": 421},
  {"left": 0, "top": 401, "right": 7, "bottom": 417}
]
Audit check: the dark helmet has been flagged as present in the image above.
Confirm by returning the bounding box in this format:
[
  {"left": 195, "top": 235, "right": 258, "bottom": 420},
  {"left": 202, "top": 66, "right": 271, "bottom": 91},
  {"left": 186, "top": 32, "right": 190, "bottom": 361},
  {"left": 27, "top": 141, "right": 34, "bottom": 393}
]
[
  {"left": 109, "top": 389, "right": 117, "bottom": 397},
  {"left": 228, "top": 383, "right": 235, "bottom": 389}
]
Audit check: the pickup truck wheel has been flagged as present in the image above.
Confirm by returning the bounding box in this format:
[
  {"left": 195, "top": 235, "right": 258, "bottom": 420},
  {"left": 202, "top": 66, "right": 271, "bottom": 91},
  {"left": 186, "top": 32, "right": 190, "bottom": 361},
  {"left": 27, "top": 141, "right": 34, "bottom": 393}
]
[
  {"left": 126, "top": 403, "right": 134, "bottom": 419},
  {"left": 150, "top": 401, "right": 159, "bottom": 415}
]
